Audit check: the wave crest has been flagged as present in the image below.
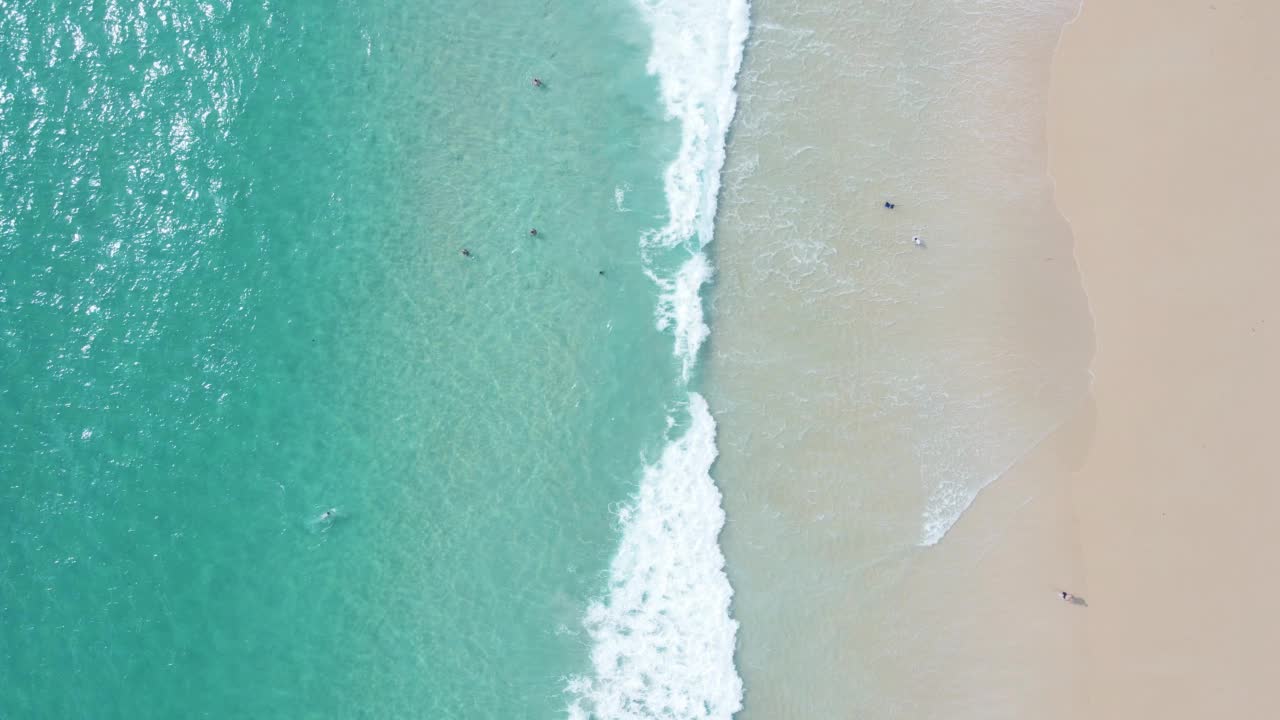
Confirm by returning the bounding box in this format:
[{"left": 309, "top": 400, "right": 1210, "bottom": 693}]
[
  {"left": 568, "top": 1, "right": 750, "bottom": 714},
  {"left": 567, "top": 394, "right": 742, "bottom": 720}
]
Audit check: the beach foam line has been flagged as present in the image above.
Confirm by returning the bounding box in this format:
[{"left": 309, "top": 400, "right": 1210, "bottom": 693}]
[
  {"left": 566, "top": 394, "right": 742, "bottom": 720},
  {"left": 638, "top": 0, "right": 750, "bottom": 376},
  {"left": 648, "top": 253, "right": 712, "bottom": 382},
  {"left": 638, "top": 0, "right": 749, "bottom": 252},
  {"left": 568, "top": 0, "right": 750, "bottom": 717},
  {"left": 918, "top": 415, "right": 1080, "bottom": 546}
]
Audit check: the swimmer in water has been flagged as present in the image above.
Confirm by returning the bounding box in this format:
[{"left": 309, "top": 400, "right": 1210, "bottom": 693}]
[
  {"left": 320, "top": 508, "right": 336, "bottom": 521},
  {"left": 529, "top": 228, "right": 538, "bottom": 236},
  {"left": 461, "top": 248, "right": 472, "bottom": 257},
  {"left": 532, "top": 77, "right": 543, "bottom": 88}
]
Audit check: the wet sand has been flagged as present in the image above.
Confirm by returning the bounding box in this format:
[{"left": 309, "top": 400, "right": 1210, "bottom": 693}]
[{"left": 1045, "top": 0, "right": 1280, "bottom": 715}]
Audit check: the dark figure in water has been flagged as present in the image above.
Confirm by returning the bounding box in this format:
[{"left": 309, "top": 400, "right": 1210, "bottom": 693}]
[
  {"left": 599, "top": 270, "right": 606, "bottom": 276},
  {"left": 532, "top": 77, "right": 543, "bottom": 88},
  {"left": 529, "top": 228, "right": 538, "bottom": 236},
  {"left": 884, "top": 201, "right": 895, "bottom": 209},
  {"left": 461, "top": 248, "right": 472, "bottom": 257}
]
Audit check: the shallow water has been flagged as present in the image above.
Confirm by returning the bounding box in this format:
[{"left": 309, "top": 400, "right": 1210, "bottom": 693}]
[{"left": 707, "top": 0, "right": 1092, "bottom": 716}]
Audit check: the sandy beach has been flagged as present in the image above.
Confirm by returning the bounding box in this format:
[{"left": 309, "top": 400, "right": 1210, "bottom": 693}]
[
  {"left": 705, "top": 0, "right": 1278, "bottom": 716},
  {"left": 1045, "top": 0, "right": 1280, "bottom": 715}
]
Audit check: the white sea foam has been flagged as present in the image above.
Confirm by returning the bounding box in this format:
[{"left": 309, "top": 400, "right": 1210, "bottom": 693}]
[
  {"left": 920, "top": 477, "right": 976, "bottom": 547},
  {"left": 638, "top": 0, "right": 749, "bottom": 251},
  {"left": 615, "top": 184, "right": 632, "bottom": 212},
  {"left": 567, "top": 394, "right": 742, "bottom": 720},
  {"left": 919, "top": 420, "right": 1073, "bottom": 546},
  {"left": 568, "top": 1, "right": 750, "bottom": 716},
  {"left": 637, "top": 0, "right": 750, "bottom": 374},
  {"left": 649, "top": 253, "right": 713, "bottom": 382}
]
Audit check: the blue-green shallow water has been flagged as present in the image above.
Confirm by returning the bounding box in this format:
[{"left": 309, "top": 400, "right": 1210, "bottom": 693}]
[{"left": 1, "top": 1, "right": 683, "bottom": 717}]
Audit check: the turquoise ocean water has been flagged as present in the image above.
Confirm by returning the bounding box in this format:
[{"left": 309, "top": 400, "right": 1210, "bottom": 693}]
[{"left": 1, "top": 1, "right": 747, "bottom": 717}]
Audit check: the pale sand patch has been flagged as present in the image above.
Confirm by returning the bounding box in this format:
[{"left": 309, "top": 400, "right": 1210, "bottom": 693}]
[{"left": 1047, "top": 0, "right": 1280, "bottom": 715}]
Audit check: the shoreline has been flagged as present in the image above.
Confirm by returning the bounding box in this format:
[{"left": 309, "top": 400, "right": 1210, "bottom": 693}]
[
  {"left": 569, "top": 1, "right": 751, "bottom": 717},
  {"left": 707, "top": 1, "right": 1090, "bottom": 716},
  {"left": 1046, "top": 0, "right": 1280, "bottom": 715}
]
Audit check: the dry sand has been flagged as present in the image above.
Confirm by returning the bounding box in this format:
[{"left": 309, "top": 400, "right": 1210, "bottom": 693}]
[{"left": 1046, "top": 0, "right": 1280, "bottom": 715}]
